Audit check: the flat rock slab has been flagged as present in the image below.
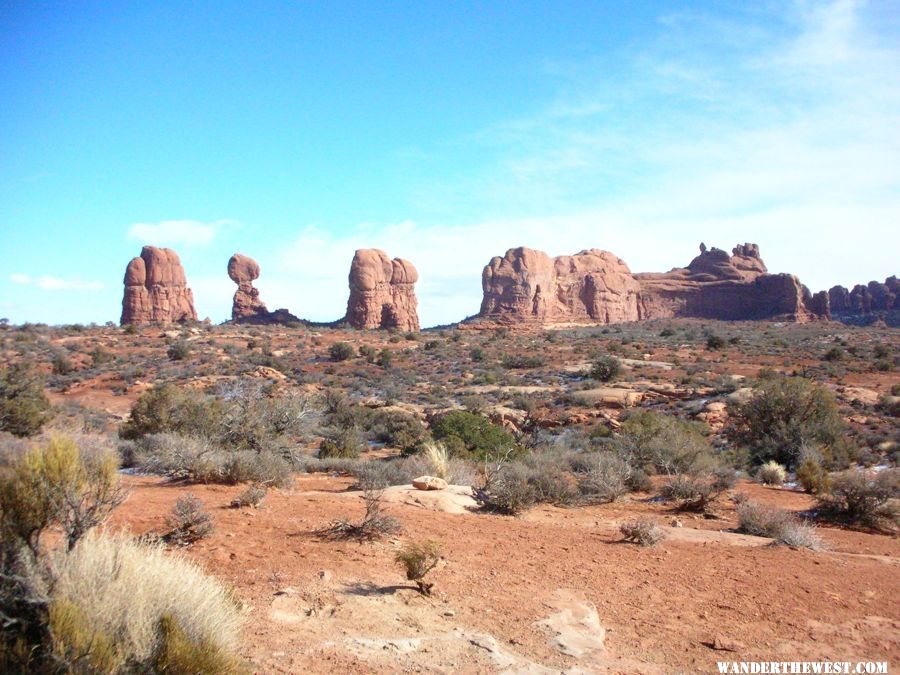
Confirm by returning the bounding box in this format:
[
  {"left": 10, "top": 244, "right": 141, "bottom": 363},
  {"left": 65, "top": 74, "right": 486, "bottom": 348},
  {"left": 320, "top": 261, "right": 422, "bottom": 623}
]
[{"left": 535, "top": 589, "right": 606, "bottom": 658}]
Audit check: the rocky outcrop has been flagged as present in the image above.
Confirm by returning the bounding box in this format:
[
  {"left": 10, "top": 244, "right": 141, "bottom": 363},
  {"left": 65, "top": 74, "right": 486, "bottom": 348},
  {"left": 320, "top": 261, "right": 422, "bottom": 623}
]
[
  {"left": 479, "top": 247, "right": 642, "bottom": 324},
  {"left": 228, "top": 253, "right": 268, "bottom": 321},
  {"left": 826, "top": 276, "right": 898, "bottom": 326},
  {"left": 227, "top": 253, "right": 300, "bottom": 325},
  {"left": 345, "top": 249, "right": 420, "bottom": 331},
  {"left": 474, "top": 243, "right": 823, "bottom": 326},
  {"left": 635, "top": 244, "right": 814, "bottom": 322},
  {"left": 121, "top": 246, "right": 197, "bottom": 325}
]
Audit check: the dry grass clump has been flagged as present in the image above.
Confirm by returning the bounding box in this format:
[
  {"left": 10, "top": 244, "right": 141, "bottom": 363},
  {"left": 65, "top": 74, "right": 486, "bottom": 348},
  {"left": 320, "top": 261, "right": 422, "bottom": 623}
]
[
  {"left": 319, "top": 488, "right": 401, "bottom": 541},
  {"left": 394, "top": 540, "right": 441, "bottom": 596},
  {"left": 619, "top": 519, "right": 666, "bottom": 547},
  {"left": 756, "top": 460, "right": 787, "bottom": 486},
  {"left": 50, "top": 532, "right": 243, "bottom": 672},
  {"left": 164, "top": 493, "right": 213, "bottom": 545},
  {"left": 736, "top": 500, "right": 823, "bottom": 550},
  {"left": 230, "top": 484, "right": 267, "bottom": 508}
]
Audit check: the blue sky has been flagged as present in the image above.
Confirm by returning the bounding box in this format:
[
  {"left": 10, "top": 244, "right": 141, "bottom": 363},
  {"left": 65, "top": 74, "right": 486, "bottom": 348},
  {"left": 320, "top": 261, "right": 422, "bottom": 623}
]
[{"left": 1, "top": 0, "right": 898, "bottom": 327}]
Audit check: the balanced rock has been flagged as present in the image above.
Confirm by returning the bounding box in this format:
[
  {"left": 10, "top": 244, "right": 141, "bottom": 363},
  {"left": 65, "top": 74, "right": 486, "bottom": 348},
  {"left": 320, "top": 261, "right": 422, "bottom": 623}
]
[
  {"left": 228, "top": 253, "right": 268, "bottom": 322},
  {"left": 346, "top": 249, "right": 419, "bottom": 331},
  {"left": 121, "top": 246, "right": 197, "bottom": 325}
]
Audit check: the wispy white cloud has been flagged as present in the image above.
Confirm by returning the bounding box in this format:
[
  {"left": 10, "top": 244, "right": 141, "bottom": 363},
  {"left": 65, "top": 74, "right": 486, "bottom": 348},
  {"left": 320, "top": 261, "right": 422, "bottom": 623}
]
[
  {"left": 9, "top": 273, "right": 104, "bottom": 291},
  {"left": 127, "top": 219, "right": 240, "bottom": 247},
  {"left": 255, "top": 1, "right": 899, "bottom": 327}
]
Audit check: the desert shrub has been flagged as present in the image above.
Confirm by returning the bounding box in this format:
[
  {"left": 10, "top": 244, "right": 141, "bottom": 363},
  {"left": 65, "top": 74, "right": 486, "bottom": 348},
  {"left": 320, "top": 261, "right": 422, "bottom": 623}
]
[
  {"left": 350, "top": 460, "right": 413, "bottom": 491},
  {"left": 476, "top": 463, "right": 537, "bottom": 515},
  {"left": 500, "top": 354, "right": 544, "bottom": 369},
  {"left": 522, "top": 455, "right": 579, "bottom": 506},
  {"left": 736, "top": 500, "right": 822, "bottom": 550},
  {"left": 470, "top": 347, "right": 485, "bottom": 362},
  {"left": 0, "top": 363, "right": 52, "bottom": 437},
  {"left": 756, "top": 460, "right": 787, "bottom": 486},
  {"left": 230, "top": 484, "right": 267, "bottom": 508},
  {"left": 319, "top": 427, "right": 365, "bottom": 459},
  {"left": 395, "top": 540, "right": 441, "bottom": 596},
  {"left": 319, "top": 488, "right": 401, "bottom": 541},
  {"left": 822, "top": 347, "right": 844, "bottom": 362},
  {"left": 706, "top": 334, "right": 725, "bottom": 350},
  {"left": 329, "top": 342, "right": 355, "bottom": 361},
  {"left": 736, "top": 500, "right": 794, "bottom": 537},
  {"left": 727, "top": 376, "right": 848, "bottom": 469},
  {"left": 89, "top": 347, "right": 115, "bottom": 367},
  {"left": 613, "top": 410, "right": 715, "bottom": 475},
  {"left": 166, "top": 340, "right": 191, "bottom": 361},
  {"left": 370, "top": 410, "right": 428, "bottom": 453},
  {"left": 50, "top": 533, "right": 242, "bottom": 672},
  {"left": 51, "top": 350, "right": 75, "bottom": 375},
  {"left": 576, "top": 453, "right": 631, "bottom": 504},
  {"left": 378, "top": 348, "right": 394, "bottom": 368},
  {"left": 590, "top": 355, "right": 621, "bottom": 383},
  {"left": 430, "top": 410, "right": 517, "bottom": 460},
  {"left": 796, "top": 457, "right": 831, "bottom": 494},
  {"left": 164, "top": 493, "right": 213, "bottom": 545},
  {"left": 132, "top": 432, "right": 293, "bottom": 488},
  {"left": 620, "top": 519, "right": 666, "bottom": 547},
  {"left": 0, "top": 436, "right": 126, "bottom": 553},
  {"left": 221, "top": 451, "right": 293, "bottom": 488},
  {"left": 659, "top": 469, "right": 736, "bottom": 512},
  {"left": 817, "top": 469, "right": 899, "bottom": 530},
  {"left": 119, "top": 385, "right": 221, "bottom": 441}
]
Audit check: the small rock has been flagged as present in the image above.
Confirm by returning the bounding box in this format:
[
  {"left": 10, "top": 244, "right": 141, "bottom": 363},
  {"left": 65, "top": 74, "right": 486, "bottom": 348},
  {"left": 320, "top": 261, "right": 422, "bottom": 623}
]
[
  {"left": 712, "top": 634, "right": 743, "bottom": 652},
  {"left": 412, "top": 475, "right": 448, "bottom": 491}
]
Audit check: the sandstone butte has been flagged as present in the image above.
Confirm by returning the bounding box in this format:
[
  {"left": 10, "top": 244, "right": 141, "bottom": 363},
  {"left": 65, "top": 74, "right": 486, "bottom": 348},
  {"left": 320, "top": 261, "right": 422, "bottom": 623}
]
[
  {"left": 120, "top": 246, "right": 197, "bottom": 325},
  {"left": 345, "top": 249, "right": 420, "bottom": 331},
  {"left": 474, "top": 242, "right": 828, "bottom": 326},
  {"left": 828, "top": 276, "right": 899, "bottom": 318}
]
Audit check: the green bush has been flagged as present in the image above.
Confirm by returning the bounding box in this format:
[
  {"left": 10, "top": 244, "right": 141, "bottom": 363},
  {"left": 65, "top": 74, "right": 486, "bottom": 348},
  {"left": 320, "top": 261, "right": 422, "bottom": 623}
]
[
  {"left": 329, "top": 342, "right": 355, "bottom": 361},
  {"left": 0, "top": 363, "right": 51, "bottom": 437},
  {"left": 590, "top": 355, "right": 621, "bottom": 383},
  {"left": 319, "top": 428, "right": 365, "bottom": 459},
  {"left": 119, "top": 385, "right": 221, "bottom": 441},
  {"left": 0, "top": 436, "right": 126, "bottom": 553},
  {"left": 613, "top": 410, "right": 715, "bottom": 475},
  {"left": 727, "top": 376, "right": 848, "bottom": 469},
  {"left": 370, "top": 410, "right": 428, "bottom": 454},
  {"left": 430, "top": 411, "right": 517, "bottom": 460},
  {"left": 706, "top": 334, "right": 725, "bottom": 350}
]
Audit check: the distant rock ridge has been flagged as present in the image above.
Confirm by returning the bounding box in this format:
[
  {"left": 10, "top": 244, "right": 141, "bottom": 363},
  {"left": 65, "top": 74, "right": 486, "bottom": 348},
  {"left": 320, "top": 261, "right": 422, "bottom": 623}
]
[
  {"left": 346, "top": 249, "right": 420, "bottom": 331},
  {"left": 825, "top": 276, "right": 899, "bottom": 326},
  {"left": 473, "top": 242, "right": 823, "bottom": 326},
  {"left": 121, "top": 246, "right": 197, "bottom": 325}
]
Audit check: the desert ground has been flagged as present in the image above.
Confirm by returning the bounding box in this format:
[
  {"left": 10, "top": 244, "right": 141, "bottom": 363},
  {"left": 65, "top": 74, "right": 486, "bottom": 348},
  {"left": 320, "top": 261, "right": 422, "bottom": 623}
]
[{"left": 1, "top": 317, "right": 898, "bottom": 673}]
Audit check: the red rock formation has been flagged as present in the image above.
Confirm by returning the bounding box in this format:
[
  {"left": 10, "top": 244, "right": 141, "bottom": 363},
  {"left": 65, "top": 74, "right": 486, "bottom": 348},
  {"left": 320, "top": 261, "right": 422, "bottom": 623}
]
[
  {"left": 346, "top": 249, "right": 420, "bottom": 331},
  {"left": 121, "top": 246, "right": 197, "bottom": 325},
  {"left": 480, "top": 247, "right": 642, "bottom": 324},
  {"left": 635, "top": 244, "right": 813, "bottom": 322},
  {"left": 826, "top": 276, "right": 898, "bottom": 325},
  {"left": 228, "top": 253, "right": 268, "bottom": 322},
  {"left": 474, "top": 243, "right": 823, "bottom": 326}
]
